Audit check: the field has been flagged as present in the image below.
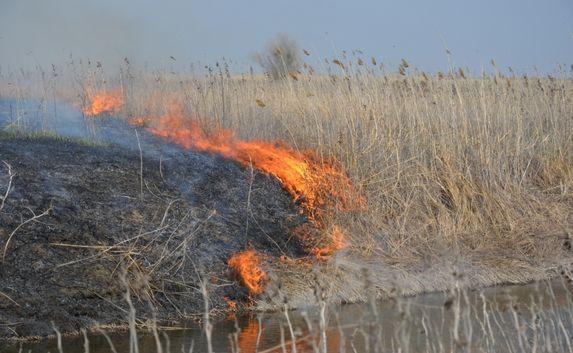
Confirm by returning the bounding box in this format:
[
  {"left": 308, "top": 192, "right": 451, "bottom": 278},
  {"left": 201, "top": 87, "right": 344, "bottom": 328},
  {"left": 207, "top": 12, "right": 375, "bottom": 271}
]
[{"left": 0, "top": 58, "right": 572, "bottom": 350}]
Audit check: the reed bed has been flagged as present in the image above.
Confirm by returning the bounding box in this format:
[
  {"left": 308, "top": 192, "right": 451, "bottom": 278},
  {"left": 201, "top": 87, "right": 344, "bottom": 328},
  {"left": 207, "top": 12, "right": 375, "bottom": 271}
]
[
  {"left": 1, "top": 58, "right": 572, "bottom": 351},
  {"left": 40, "top": 58, "right": 573, "bottom": 268},
  {"left": 1, "top": 57, "right": 572, "bottom": 278}
]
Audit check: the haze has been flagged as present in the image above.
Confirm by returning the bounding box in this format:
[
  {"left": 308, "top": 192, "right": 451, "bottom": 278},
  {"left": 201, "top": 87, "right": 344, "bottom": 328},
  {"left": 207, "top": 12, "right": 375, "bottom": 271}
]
[{"left": 0, "top": 0, "right": 572, "bottom": 74}]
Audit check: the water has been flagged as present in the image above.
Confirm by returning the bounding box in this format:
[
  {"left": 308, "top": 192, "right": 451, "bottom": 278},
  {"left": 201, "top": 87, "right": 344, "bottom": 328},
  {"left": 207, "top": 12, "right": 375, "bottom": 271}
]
[{"left": 3, "top": 279, "right": 573, "bottom": 353}]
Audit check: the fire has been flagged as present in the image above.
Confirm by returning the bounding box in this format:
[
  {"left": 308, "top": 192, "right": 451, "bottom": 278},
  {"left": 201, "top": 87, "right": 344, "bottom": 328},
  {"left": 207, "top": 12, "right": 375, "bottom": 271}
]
[
  {"left": 129, "top": 103, "right": 364, "bottom": 295},
  {"left": 143, "top": 106, "right": 362, "bottom": 221},
  {"left": 82, "top": 89, "right": 124, "bottom": 116},
  {"left": 228, "top": 250, "right": 267, "bottom": 296},
  {"left": 223, "top": 297, "right": 237, "bottom": 311}
]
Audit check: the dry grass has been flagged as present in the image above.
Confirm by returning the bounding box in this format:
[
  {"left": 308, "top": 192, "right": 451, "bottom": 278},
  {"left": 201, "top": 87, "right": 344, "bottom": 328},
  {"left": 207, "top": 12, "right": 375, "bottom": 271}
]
[
  {"left": 78, "top": 60, "right": 573, "bottom": 267},
  {"left": 1, "top": 58, "right": 572, "bottom": 283}
]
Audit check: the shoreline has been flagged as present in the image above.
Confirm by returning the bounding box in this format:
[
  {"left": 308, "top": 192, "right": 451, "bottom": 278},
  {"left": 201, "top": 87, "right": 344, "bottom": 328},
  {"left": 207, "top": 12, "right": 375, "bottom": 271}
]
[{"left": 2, "top": 267, "right": 571, "bottom": 343}]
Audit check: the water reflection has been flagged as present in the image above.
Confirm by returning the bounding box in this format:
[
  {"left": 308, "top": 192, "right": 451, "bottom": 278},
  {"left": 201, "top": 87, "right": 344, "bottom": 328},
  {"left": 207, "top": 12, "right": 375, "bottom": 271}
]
[{"left": 3, "top": 279, "right": 573, "bottom": 353}]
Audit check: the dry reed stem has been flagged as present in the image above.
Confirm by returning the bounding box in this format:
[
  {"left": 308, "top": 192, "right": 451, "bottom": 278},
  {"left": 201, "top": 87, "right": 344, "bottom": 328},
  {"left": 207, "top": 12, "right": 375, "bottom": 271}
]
[
  {"left": 0, "top": 161, "right": 14, "bottom": 213},
  {"left": 2, "top": 205, "right": 52, "bottom": 262}
]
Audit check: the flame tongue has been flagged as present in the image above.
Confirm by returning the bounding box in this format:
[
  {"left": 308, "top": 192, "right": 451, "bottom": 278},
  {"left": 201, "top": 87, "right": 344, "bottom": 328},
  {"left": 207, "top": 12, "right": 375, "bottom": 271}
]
[
  {"left": 83, "top": 90, "right": 124, "bottom": 116},
  {"left": 141, "top": 106, "right": 360, "bottom": 294},
  {"left": 233, "top": 140, "right": 311, "bottom": 203},
  {"left": 228, "top": 250, "right": 267, "bottom": 295},
  {"left": 145, "top": 108, "right": 359, "bottom": 222}
]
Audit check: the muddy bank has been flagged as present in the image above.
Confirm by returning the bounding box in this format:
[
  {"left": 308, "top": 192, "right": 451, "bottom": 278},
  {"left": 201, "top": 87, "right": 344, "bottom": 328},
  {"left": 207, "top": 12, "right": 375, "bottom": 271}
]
[{"left": 0, "top": 132, "right": 311, "bottom": 338}]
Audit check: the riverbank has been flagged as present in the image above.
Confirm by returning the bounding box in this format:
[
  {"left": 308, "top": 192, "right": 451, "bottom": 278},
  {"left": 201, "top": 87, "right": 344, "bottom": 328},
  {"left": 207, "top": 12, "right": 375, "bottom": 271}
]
[
  {"left": 3, "top": 278, "right": 573, "bottom": 353},
  {"left": 0, "top": 68, "right": 572, "bottom": 340},
  {"left": 0, "top": 130, "right": 572, "bottom": 340}
]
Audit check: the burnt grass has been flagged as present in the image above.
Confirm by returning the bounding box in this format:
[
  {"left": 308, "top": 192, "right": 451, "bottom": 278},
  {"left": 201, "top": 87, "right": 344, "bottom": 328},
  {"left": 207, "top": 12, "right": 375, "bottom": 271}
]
[{"left": 0, "top": 131, "right": 312, "bottom": 339}]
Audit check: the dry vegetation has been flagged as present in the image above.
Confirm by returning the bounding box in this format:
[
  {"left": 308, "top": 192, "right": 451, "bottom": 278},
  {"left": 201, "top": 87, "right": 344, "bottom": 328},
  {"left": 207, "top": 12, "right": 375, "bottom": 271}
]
[
  {"left": 1, "top": 56, "right": 573, "bottom": 281},
  {"left": 109, "top": 61, "right": 573, "bottom": 266},
  {"left": 1, "top": 55, "right": 573, "bottom": 351}
]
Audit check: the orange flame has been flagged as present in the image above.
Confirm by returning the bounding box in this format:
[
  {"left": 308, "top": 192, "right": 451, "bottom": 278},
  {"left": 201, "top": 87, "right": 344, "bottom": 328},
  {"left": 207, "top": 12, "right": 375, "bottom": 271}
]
[
  {"left": 142, "top": 106, "right": 362, "bottom": 221},
  {"left": 130, "top": 102, "right": 364, "bottom": 295},
  {"left": 83, "top": 89, "right": 124, "bottom": 116},
  {"left": 223, "top": 297, "right": 237, "bottom": 311},
  {"left": 228, "top": 250, "right": 267, "bottom": 296}
]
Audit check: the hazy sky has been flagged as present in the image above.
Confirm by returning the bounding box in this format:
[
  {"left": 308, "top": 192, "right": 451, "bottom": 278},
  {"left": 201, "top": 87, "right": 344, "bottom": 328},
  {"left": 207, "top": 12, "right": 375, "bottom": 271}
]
[{"left": 1, "top": 0, "right": 572, "bottom": 74}]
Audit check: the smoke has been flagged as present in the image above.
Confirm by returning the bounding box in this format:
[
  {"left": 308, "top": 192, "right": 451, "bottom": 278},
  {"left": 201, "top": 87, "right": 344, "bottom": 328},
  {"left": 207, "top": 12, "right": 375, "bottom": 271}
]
[{"left": 0, "top": 0, "right": 142, "bottom": 70}]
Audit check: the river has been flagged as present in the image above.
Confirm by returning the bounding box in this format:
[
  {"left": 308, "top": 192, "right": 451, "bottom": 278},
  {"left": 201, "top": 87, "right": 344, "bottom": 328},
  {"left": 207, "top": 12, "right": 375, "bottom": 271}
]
[{"left": 3, "top": 279, "right": 573, "bottom": 353}]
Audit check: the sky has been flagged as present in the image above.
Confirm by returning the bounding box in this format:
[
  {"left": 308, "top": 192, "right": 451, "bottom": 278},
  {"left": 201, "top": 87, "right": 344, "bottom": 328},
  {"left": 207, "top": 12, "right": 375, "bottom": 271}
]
[{"left": 0, "top": 0, "right": 572, "bottom": 74}]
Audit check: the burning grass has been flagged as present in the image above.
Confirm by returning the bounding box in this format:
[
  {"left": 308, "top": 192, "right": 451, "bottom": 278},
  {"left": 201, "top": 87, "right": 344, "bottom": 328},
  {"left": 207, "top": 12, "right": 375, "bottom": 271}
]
[
  {"left": 82, "top": 89, "right": 123, "bottom": 116},
  {"left": 136, "top": 103, "right": 364, "bottom": 271},
  {"left": 138, "top": 104, "right": 364, "bottom": 223},
  {"left": 228, "top": 250, "right": 267, "bottom": 296},
  {"left": 1, "top": 57, "right": 572, "bottom": 325},
  {"left": 102, "top": 65, "right": 572, "bottom": 298},
  {"left": 79, "top": 92, "right": 363, "bottom": 294}
]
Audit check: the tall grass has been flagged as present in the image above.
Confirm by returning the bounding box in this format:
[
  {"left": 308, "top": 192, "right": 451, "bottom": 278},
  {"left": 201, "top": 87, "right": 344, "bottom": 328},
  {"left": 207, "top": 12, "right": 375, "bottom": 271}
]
[
  {"left": 1, "top": 57, "right": 572, "bottom": 273},
  {"left": 1, "top": 56, "right": 573, "bottom": 352},
  {"left": 112, "top": 60, "right": 573, "bottom": 269}
]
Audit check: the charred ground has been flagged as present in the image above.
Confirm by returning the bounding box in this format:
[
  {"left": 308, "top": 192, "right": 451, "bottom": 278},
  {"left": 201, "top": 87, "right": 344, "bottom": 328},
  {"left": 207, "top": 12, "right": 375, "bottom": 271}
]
[{"left": 0, "top": 130, "right": 309, "bottom": 338}]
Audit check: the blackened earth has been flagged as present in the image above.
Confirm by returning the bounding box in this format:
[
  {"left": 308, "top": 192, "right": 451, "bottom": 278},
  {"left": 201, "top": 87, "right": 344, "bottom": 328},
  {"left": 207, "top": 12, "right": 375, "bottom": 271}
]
[{"left": 0, "top": 130, "right": 309, "bottom": 339}]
